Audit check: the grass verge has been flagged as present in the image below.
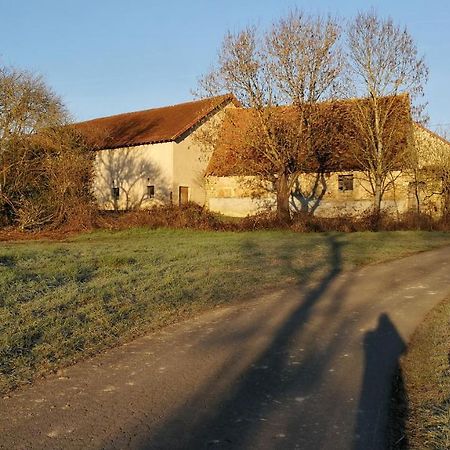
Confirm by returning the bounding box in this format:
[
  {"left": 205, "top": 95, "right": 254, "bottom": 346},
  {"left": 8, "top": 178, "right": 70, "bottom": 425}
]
[
  {"left": 1, "top": 229, "right": 449, "bottom": 395},
  {"left": 392, "top": 295, "right": 450, "bottom": 449}
]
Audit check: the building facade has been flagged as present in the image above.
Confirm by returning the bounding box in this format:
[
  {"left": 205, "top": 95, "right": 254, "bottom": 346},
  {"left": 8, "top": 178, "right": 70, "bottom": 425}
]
[
  {"left": 76, "top": 94, "right": 238, "bottom": 211},
  {"left": 78, "top": 95, "right": 450, "bottom": 218}
]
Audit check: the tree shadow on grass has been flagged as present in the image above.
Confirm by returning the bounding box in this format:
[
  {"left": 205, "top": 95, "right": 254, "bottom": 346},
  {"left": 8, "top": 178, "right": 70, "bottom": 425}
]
[
  {"left": 116, "top": 233, "right": 362, "bottom": 449},
  {"left": 0, "top": 255, "right": 16, "bottom": 268},
  {"left": 101, "top": 233, "right": 413, "bottom": 450}
]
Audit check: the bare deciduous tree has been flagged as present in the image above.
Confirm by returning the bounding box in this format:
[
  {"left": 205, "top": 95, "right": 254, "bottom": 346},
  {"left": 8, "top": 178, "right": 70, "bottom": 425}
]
[
  {"left": 0, "top": 66, "right": 64, "bottom": 219},
  {"left": 0, "top": 65, "right": 94, "bottom": 229},
  {"left": 197, "top": 10, "right": 344, "bottom": 223},
  {"left": 413, "top": 124, "right": 450, "bottom": 217},
  {"left": 345, "top": 11, "right": 429, "bottom": 217}
]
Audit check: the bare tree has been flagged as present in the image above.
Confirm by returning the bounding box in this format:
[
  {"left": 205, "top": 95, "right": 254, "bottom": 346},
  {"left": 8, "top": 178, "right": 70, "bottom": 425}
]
[
  {"left": 345, "top": 11, "right": 429, "bottom": 217},
  {"left": 197, "top": 11, "right": 344, "bottom": 223},
  {"left": 435, "top": 127, "right": 450, "bottom": 217},
  {"left": 414, "top": 124, "right": 450, "bottom": 218},
  {"left": 0, "top": 65, "right": 94, "bottom": 229},
  {"left": 0, "top": 66, "right": 64, "bottom": 220}
]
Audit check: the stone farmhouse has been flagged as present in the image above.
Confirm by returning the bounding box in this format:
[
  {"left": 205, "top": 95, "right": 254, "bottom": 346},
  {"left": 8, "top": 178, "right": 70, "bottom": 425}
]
[{"left": 76, "top": 94, "right": 450, "bottom": 217}]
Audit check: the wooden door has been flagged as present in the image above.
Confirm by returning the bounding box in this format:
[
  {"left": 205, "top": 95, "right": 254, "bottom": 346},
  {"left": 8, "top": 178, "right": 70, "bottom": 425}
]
[{"left": 179, "top": 186, "right": 189, "bottom": 206}]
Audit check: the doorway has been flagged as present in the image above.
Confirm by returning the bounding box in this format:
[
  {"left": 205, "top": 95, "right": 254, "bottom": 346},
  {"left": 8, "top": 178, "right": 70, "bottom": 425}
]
[{"left": 179, "top": 186, "right": 189, "bottom": 206}]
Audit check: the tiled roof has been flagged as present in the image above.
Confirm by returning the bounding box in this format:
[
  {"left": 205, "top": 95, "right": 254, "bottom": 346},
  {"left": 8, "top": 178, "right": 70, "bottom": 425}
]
[
  {"left": 74, "top": 94, "right": 239, "bottom": 150},
  {"left": 207, "top": 95, "right": 413, "bottom": 176}
]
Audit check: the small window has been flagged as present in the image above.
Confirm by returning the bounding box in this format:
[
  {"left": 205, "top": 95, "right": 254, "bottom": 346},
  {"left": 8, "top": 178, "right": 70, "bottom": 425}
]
[
  {"left": 111, "top": 187, "right": 120, "bottom": 199},
  {"left": 338, "top": 174, "right": 354, "bottom": 192},
  {"left": 147, "top": 185, "right": 155, "bottom": 198},
  {"left": 408, "top": 181, "right": 426, "bottom": 192}
]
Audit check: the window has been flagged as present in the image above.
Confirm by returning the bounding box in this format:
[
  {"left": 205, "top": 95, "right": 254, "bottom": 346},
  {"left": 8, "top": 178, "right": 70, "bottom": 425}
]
[
  {"left": 338, "top": 174, "right": 354, "bottom": 192},
  {"left": 147, "top": 185, "right": 155, "bottom": 198},
  {"left": 111, "top": 187, "right": 120, "bottom": 199},
  {"left": 408, "top": 181, "right": 426, "bottom": 192}
]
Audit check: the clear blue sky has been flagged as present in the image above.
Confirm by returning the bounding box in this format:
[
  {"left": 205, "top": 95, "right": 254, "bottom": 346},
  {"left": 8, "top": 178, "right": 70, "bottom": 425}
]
[{"left": 1, "top": 0, "right": 449, "bottom": 128}]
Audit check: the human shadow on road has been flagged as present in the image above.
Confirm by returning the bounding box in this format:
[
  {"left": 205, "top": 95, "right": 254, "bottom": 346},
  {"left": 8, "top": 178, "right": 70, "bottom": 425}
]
[
  {"left": 388, "top": 366, "right": 408, "bottom": 449},
  {"left": 124, "top": 233, "right": 362, "bottom": 449},
  {"left": 352, "top": 313, "right": 406, "bottom": 450}
]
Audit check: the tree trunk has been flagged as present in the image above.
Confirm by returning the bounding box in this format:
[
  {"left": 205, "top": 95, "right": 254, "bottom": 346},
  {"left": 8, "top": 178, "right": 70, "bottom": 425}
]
[
  {"left": 443, "top": 175, "right": 450, "bottom": 219},
  {"left": 373, "top": 182, "right": 382, "bottom": 215},
  {"left": 373, "top": 178, "right": 383, "bottom": 229},
  {"left": 372, "top": 96, "right": 383, "bottom": 228},
  {"left": 414, "top": 184, "right": 421, "bottom": 216},
  {"left": 275, "top": 173, "right": 291, "bottom": 224}
]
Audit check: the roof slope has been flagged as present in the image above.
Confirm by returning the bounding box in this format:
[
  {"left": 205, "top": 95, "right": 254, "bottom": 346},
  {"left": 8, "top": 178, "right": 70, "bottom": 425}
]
[
  {"left": 414, "top": 122, "right": 450, "bottom": 147},
  {"left": 75, "top": 94, "right": 238, "bottom": 150},
  {"left": 207, "top": 95, "right": 412, "bottom": 176},
  {"left": 414, "top": 122, "right": 450, "bottom": 168}
]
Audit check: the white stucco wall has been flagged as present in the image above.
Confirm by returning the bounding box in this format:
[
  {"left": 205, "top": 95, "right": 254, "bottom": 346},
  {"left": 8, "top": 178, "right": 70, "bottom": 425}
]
[
  {"left": 94, "top": 142, "right": 174, "bottom": 210},
  {"left": 172, "top": 104, "right": 237, "bottom": 207},
  {"left": 93, "top": 104, "right": 236, "bottom": 210},
  {"left": 172, "top": 133, "right": 208, "bottom": 206}
]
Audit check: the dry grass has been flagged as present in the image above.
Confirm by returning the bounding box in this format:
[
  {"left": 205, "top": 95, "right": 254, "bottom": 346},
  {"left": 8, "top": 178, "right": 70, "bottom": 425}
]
[{"left": 394, "top": 296, "right": 450, "bottom": 449}]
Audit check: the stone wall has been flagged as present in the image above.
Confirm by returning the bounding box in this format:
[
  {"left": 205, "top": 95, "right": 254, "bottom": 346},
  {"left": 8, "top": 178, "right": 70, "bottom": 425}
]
[{"left": 206, "top": 170, "right": 442, "bottom": 218}]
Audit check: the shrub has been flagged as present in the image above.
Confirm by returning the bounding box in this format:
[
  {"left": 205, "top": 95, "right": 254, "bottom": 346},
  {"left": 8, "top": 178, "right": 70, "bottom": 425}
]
[
  {"left": 95, "top": 203, "right": 232, "bottom": 231},
  {"left": 2, "top": 200, "right": 450, "bottom": 237}
]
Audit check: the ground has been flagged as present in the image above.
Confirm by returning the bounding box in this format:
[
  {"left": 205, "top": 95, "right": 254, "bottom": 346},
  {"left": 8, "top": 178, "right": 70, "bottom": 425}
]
[
  {"left": 1, "top": 243, "right": 449, "bottom": 449},
  {"left": 395, "top": 295, "right": 450, "bottom": 448},
  {"left": 1, "top": 229, "right": 450, "bottom": 394}
]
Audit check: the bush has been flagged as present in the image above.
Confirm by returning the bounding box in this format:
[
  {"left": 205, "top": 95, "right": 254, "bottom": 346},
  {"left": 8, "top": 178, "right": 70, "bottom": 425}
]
[
  {"left": 0, "top": 66, "right": 95, "bottom": 231},
  {"left": 290, "top": 210, "right": 450, "bottom": 233},
  {"left": 95, "top": 203, "right": 232, "bottom": 231},
  {"left": 12, "top": 128, "right": 95, "bottom": 231},
  {"left": 2, "top": 201, "right": 450, "bottom": 237},
  {"left": 238, "top": 211, "right": 289, "bottom": 230}
]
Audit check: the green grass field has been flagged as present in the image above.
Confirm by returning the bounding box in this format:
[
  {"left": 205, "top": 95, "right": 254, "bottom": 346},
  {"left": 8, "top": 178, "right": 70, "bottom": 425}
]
[{"left": 1, "top": 229, "right": 449, "bottom": 394}]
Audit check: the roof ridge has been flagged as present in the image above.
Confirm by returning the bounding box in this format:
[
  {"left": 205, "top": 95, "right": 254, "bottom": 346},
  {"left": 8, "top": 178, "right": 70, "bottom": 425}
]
[
  {"left": 220, "top": 93, "right": 410, "bottom": 112},
  {"left": 171, "top": 94, "right": 238, "bottom": 141},
  {"left": 76, "top": 94, "right": 235, "bottom": 126}
]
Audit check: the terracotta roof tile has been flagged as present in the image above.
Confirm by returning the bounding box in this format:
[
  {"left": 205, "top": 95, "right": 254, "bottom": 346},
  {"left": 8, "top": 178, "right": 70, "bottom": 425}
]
[
  {"left": 74, "top": 94, "right": 239, "bottom": 150},
  {"left": 207, "top": 95, "right": 413, "bottom": 176}
]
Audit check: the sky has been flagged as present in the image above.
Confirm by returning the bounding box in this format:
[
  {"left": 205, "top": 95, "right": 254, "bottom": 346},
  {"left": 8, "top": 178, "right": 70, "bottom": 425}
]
[{"left": 1, "top": 0, "right": 449, "bottom": 129}]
